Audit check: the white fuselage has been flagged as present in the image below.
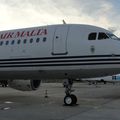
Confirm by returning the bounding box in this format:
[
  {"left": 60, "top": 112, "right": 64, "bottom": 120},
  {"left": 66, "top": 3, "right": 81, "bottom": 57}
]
[{"left": 0, "top": 24, "right": 120, "bottom": 80}]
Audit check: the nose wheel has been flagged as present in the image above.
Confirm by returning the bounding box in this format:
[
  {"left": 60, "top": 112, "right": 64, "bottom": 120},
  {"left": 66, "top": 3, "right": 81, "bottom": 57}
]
[
  {"left": 64, "top": 94, "right": 77, "bottom": 106},
  {"left": 63, "top": 79, "right": 77, "bottom": 106}
]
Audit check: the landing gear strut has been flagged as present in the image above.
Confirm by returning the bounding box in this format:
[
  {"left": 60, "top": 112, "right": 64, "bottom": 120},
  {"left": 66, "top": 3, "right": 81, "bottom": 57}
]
[{"left": 63, "top": 79, "right": 77, "bottom": 106}]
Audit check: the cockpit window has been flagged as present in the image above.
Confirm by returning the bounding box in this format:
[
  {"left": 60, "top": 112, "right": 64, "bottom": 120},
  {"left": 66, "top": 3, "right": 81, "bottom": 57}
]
[
  {"left": 88, "top": 33, "right": 97, "bottom": 40},
  {"left": 106, "top": 33, "right": 119, "bottom": 40},
  {"left": 98, "top": 32, "right": 109, "bottom": 40},
  {"left": 88, "top": 32, "right": 119, "bottom": 41}
]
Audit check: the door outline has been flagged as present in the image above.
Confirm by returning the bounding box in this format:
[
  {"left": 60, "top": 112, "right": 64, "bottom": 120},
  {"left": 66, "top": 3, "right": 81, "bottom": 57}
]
[{"left": 52, "top": 25, "right": 69, "bottom": 55}]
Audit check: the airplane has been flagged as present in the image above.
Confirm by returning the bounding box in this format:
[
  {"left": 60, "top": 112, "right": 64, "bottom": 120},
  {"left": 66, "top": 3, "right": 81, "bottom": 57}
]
[
  {"left": 81, "top": 74, "right": 120, "bottom": 85},
  {"left": 0, "top": 24, "right": 119, "bottom": 106}
]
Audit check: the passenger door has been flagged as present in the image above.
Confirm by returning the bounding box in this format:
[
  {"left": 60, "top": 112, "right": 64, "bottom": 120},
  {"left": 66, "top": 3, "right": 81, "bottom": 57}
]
[{"left": 52, "top": 25, "right": 69, "bottom": 55}]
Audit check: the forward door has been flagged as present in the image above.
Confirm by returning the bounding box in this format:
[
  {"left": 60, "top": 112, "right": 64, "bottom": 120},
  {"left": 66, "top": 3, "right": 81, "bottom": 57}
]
[{"left": 52, "top": 25, "right": 69, "bottom": 55}]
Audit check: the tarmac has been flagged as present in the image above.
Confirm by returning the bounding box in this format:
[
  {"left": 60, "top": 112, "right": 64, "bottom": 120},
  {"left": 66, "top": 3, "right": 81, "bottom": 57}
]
[{"left": 0, "top": 82, "right": 120, "bottom": 120}]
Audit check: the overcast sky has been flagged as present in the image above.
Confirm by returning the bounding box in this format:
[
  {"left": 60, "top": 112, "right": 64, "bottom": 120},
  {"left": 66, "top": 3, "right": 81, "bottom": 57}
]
[{"left": 0, "top": 0, "right": 120, "bottom": 36}]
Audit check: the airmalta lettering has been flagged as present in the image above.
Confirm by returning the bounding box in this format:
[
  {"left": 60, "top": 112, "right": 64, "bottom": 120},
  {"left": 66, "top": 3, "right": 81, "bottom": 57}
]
[{"left": 0, "top": 28, "right": 47, "bottom": 40}]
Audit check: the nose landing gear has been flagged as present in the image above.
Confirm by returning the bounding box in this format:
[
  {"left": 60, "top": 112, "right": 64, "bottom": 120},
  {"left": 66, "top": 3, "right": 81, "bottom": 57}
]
[
  {"left": 63, "top": 79, "right": 77, "bottom": 106},
  {"left": 64, "top": 94, "right": 77, "bottom": 106}
]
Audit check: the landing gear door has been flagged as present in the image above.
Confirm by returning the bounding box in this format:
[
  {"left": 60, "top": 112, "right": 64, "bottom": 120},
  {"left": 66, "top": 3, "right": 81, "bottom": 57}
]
[{"left": 52, "top": 25, "right": 69, "bottom": 55}]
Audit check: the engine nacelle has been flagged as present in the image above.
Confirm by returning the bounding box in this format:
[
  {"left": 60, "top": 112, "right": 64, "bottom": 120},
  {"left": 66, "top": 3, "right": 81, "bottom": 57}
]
[{"left": 8, "top": 79, "right": 41, "bottom": 91}]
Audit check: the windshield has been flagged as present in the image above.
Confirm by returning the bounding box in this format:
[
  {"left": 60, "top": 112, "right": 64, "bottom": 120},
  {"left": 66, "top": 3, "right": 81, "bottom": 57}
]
[{"left": 107, "top": 33, "right": 119, "bottom": 40}]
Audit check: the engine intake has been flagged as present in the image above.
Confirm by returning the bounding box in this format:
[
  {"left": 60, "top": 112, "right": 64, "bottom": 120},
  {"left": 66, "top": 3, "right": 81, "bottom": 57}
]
[{"left": 8, "top": 79, "right": 41, "bottom": 91}]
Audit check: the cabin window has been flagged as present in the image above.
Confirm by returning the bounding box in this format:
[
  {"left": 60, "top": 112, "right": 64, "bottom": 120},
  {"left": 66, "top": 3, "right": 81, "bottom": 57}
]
[
  {"left": 30, "top": 38, "right": 33, "bottom": 43},
  {"left": 0, "top": 37, "right": 46, "bottom": 47},
  {"left": 98, "top": 32, "right": 109, "bottom": 40},
  {"left": 17, "top": 40, "right": 21, "bottom": 44},
  {"left": 43, "top": 37, "right": 47, "bottom": 42},
  {"left": 23, "top": 39, "right": 27, "bottom": 44},
  {"left": 0, "top": 41, "right": 3, "bottom": 46},
  {"left": 11, "top": 40, "right": 15, "bottom": 45},
  {"left": 36, "top": 38, "right": 40, "bottom": 43},
  {"left": 6, "top": 41, "right": 9, "bottom": 45},
  {"left": 88, "top": 33, "right": 97, "bottom": 40}
]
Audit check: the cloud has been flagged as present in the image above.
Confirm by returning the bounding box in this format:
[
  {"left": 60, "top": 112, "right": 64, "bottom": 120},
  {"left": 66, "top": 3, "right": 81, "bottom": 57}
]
[{"left": 0, "top": 0, "right": 120, "bottom": 36}]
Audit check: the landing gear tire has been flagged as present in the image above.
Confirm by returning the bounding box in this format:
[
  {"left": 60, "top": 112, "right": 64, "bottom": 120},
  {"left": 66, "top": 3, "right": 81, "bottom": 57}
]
[
  {"left": 64, "top": 94, "right": 77, "bottom": 106},
  {"left": 71, "top": 94, "right": 77, "bottom": 104},
  {"left": 63, "top": 79, "right": 78, "bottom": 106}
]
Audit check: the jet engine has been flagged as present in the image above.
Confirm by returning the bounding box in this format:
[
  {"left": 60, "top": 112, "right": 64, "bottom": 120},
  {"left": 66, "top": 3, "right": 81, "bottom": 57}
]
[{"left": 8, "top": 79, "right": 41, "bottom": 91}]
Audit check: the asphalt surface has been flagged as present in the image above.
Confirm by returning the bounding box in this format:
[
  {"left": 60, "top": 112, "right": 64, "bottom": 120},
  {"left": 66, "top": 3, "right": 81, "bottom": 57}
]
[{"left": 0, "top": 83, "right": 120, "bottom": 120}]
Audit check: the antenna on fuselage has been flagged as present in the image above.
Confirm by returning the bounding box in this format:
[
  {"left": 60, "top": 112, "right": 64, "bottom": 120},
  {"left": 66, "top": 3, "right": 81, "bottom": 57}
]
[{"left": 62, "top": 19, "right": 66, "bottom": 24}]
